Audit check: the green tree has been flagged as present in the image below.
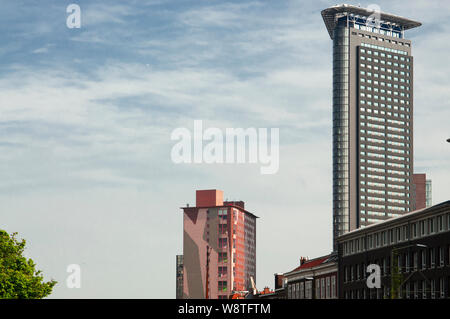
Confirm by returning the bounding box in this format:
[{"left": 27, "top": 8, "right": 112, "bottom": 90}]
[
  {"left": 390, "top": 250, "right": 403, "bottom": 299},
  {"left": 0, "top": 230, "right": 57, "bottom": 298}
]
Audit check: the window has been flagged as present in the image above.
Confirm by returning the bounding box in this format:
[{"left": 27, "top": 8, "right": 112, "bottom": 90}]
[
  {"left": 422, "top": 250, "right": 427, "bottom": 269},
  {"left": 414, "top": 282, "right": 418, "bottom": 299},
  {"left": 315, "top": 279, "right": 320, "bottom": 299},
  {"left": 420, "top": 220, "right": 426, "bottom": 236},
  {"left": 326, "top": 277, "right": 331, "bottom": 299},
  {"left": 219, "top": 224, "right": 227, "bottom": 234},
  {"left": 218, "top": 266, "right": 227, "bottom": 277},
  {"left": 305, "top": 281, "right": 312, "bottom": 299},
  {"left": 219, "top": 238, "right": 227, "bottom": 249},
  {"left": 429, "top": 218, "right": 435, "bottom": 234},
  {"left": 438, "top": 215, "right": 444, "bottom": 232},
  {"left": 218, "top": 281, "right": 227, "bottom": 292},
  {"left": 411, "top": 223, "right": 417, "bottom": 238},
  {"left": 431, "top": 280, "right": 436, "bottom": 299},
  {"left": 413, "top": 252, "right": 418, "bottom": 271},
  {"left": 300, "top": 282, "right": 304, "bottom": 299},
  {"left": 219, "top": 252, "right": 228, "bottom": 263},
  {"left": 430, "top": 248, "right": 436, "bottom": 268},
  {"left": 321, "top": 278, "right": 325, "bottom": 299},
  {"left": 422, "top": 281, "right": 426, "bottom": 299},
  {"left": 331, "top": 276, "right": 336, "bottom": 299},
  {"left": 405, "top": 252, "right": 410, "bottom": 272}
]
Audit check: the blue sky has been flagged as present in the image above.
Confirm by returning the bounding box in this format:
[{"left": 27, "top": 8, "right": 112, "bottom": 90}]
[{"left": 0, "top": 0, "right": 449, "bottom": 298}]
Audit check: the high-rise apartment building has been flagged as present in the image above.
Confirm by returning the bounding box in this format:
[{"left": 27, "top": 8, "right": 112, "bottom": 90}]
[
  {"left": 321, "top": 4, "right": 421, "bottom": 249},
  {"left": 181, "top": 189, "right": 257, "bottom": 299}
]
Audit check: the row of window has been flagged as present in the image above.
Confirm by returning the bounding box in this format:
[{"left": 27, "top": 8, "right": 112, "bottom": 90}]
[
  {"left": 354, "top": 27, "right": 405, "bottom": 41},
  {"left": 361, "top": 91, "right": 410, "bottom": 99},
  {"left": 362, "top": 182, "right": 410, "bottom": 191},
  {"left": 360, "top": 167, "right": 410, "bottom": 177},
  {"left": 361, "top": 131, "right": 409, "bottom": 142},
  {"left": 361, "top": 212, "right": 404, "bottom": 220},
  {"left": 361, "top": 142, "right": 410, "bottom": 151},
  {"left": 344, "top": 278, "right": 446, "bottom": 299},
  {"left": 361, "top": 174, "right": 410, "bottom": 184},
  {"left": 360, "top": 84, "right": 410, "bottom": 92},
  {"left": 361, "top": 107, "right": 410, "bottom": 118},
  {"left": 361, "top": 188, "right": 407, "bottom": 196},
  {"left": 361, "top": 196, "right": 408, "bottom": 204},
  {"left": 360, "top": 143, "right": 410, "bottom": 161},
  {"left": 362, "top": 158, "right": 410, "bottom": 168},
  {"left": 360, "top": 77, "right": 410, "bottom": 87},
  {"left": 361, "top": 144, "right": 410, "bottom": 154},
  {"left": 343, "top": 214, "right": 450, "bottom": 256},
  {"left": 344, "top": 247, "right": 450, "bottom": 283},
  {"left": 360, "top": 60, "right": 410, "bottom": 70},
  {"left": 361, "top": 115, "right": 411, "bottom": 125},
  {"left": 360, "top": 66, "right": 410, "bottom": 77},
  {"left": 361, "top": 97, "right": 409, "bottom": 106},
  {"left": 360, "top": 71, "right": 410, "bottom": 82},
  {"left": 361, "top": 43, "right": 409, "bottom": 56},
  {"left": 287, "top": 276, "right": 337, "bottom": 299},
  {"left": 362, "top": 160, "right": 410, "bottom": 170},
  {"left": 361, "top": 125, "right": 410, "bottom": 134},
  {"left": 361, "top": 204, "right": 408, "bottom": 212}
]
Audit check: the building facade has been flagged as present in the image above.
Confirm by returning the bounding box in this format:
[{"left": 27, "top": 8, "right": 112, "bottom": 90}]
[
  {"left": 181, "top": 189, "right": 257, "bottom": 299},
  {"left": 176, "top": 255, "right": 183, "bottom": 299},
  {"left": 413, "top": 173, "right": 432, "bottom": 210},
  {"left": 283, "top": 254, "right": 338, "bottom": 299},
  {"left": 321, "top": 4, "right": 422, "bottom": 249},
  {"left": 338, "top": 201, "right": 450, "bottom": 299}
]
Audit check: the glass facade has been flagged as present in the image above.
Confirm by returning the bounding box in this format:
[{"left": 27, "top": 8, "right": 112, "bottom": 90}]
[{"left": 332, "top": 19, "right": 350, "bottom": 249}]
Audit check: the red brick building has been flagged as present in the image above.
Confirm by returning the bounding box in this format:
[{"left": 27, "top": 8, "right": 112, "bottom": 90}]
[
  {"left": 181, "top": 190, "right": 257, "bottom": 299},
  {"left": 413, "top": 173, "right": 432, "bottom": 210}
]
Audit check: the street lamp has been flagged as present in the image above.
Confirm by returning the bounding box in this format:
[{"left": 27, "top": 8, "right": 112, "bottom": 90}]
[{"left": 390, "top": 243, "right": 428, "bottom": 299}]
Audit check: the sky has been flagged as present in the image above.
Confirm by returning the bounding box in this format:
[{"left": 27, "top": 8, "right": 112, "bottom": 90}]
[{"left": 0, "top": 0, "right": 449, "bottom": 298}]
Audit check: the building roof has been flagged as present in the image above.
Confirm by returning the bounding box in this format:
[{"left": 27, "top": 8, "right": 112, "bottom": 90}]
[
  {"left": 321, "top": 4, "right": 422, "bottom": 39},
  {"left": 288, "top": 254, "right": 336, "bottom": 273}
]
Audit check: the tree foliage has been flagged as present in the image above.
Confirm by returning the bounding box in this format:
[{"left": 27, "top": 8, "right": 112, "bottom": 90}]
[{"left": 0, "top": 230, "right": 57, "bottom": 299}]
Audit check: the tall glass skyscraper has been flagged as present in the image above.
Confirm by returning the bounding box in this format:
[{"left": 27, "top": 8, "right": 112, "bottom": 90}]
[{"left": 321, "top": 4, "right": 421, "bottom": 250}]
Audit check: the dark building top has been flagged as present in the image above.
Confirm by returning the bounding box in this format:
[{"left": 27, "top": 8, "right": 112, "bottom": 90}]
[{"left": 338, "top": 200, "right": 450, "bottom": 246}]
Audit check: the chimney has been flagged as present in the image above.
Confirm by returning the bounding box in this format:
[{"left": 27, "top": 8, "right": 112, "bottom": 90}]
[
  {"left": 274, "top": 273, "right": 285, "bottom": 289},
  {"left": 300, "top": 257, "right": 308, "bottom": 266}
]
